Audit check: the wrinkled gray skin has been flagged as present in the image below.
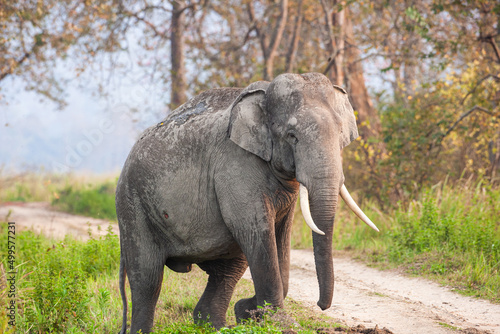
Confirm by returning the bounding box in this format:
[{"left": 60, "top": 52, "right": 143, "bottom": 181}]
[{"left": 116, "top": 72, "right": 359, "bottom": 334}]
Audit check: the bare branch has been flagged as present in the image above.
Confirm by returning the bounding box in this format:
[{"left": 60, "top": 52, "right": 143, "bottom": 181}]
[
  {"left": 320, "top": 0, "right": 344, "bottom": 85},
  {"left": 1, "top": 52, "right": 32, "bottom": 82},
  {"left": 266, "top": 0, "right": 288, "bottom": 64},
  {"left": 460, "top": 73, "right": 500, "bottom": 105},
  {"left": 444, "top": 106, "right": 498, "bottom": 138},
  {"left": 247, "top": 2, "right": 267, "bottom": 59},
  {"left": 487, "top": 36, "right": 500, "bottom": 62},
  {"left": 125, "top": 10, "right": 167, "bottom": 38},
  {"left": 248, "top": 0, "right": 288, "bottom": 80}
]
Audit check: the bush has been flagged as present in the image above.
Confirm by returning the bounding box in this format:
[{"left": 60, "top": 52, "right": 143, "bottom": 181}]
[
  {"left": 25, "top": 243, "right": 90, "bottom": 333},
  {"left": 0, "top": 220, "right": 120, "bottom": 333},
  {"left": 79, "top": 226, "right": 120, "bottom": 278},
  {"left": 389, "top": 187, "right": 499, "bottom": 264},
  {"left": 52, "top": 181, "right": 117, "bottom": 221}
]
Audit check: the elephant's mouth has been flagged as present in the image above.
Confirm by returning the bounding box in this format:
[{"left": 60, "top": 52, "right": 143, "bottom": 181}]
[{"left": 299, "top": 183, "right": 379, "bottom": 235}]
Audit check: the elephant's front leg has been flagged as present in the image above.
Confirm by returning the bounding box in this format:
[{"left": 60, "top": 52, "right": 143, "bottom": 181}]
[
  {"left": 233, "top": 205, "right": 295, "bottom": 321},
  {"left": 233, "top": 233, "right": 284, "bottom": 321},
  {"left": 229, "top": 210, "right": 284, "bottom": 321},
  {"left": 216, "top": 174, "right": 285, "bottom": 322},
  {"left": 275, "top": 203, "right": 296, "bottom": 299}
]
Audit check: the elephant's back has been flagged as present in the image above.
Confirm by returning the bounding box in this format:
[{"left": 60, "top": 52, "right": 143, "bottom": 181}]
[
  {"left": 126, "top": 87, "right": 242, "bottom": 172},
  {"left": 165, "top": 87, "right": 242, "bottom": 126}
]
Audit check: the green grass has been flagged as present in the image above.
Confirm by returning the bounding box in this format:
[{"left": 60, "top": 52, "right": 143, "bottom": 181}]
[
  {"left": 0, "top": 222, "right": 121, "bottom": 333},
  {"left": 51, "top": 180, "right": 118, "bottom": 221},
  {"left": 0, "top": 221, "right": 343, "bottom": 333},
  {"left": 0, "top": 171, "right": 118, "bottom": 221},
  {"left": 0, "top": 172, "right": 64, "bottom": 203}
]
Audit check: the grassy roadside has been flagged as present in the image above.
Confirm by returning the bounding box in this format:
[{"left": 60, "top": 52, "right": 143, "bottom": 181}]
[
  {"left": 2, "top": 172, "right": 499, "bottom": 304},
  {"left": 0, "top": 221, "right": 343, "bottom": 333},
  {"left": 325, "top": 180, "right": 500, "bottom": 303}
]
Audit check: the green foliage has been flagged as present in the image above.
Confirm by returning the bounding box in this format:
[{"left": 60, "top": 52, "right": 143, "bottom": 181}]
[
  {"left": 347, "top": 53, "right": 500, "bottom": 208},
  {"left": 0, "top": 221, "right": 120, "bottom": 333},
  {"left": 0, "top": 172, "right": 119, "bottom": 221},
  {"left": 0, "top": 172, "right": 65, "bottom": 203},
  {"left": 79, "top": 225, "right": 121, "bottom": 277},
  {"left": 157, "top": 317, "right": 282, "bottom": 334},
  {"left": 4, "top": 183, "right": 36, "bottom": 202},
  {"left": 52, "top": 180, "right": 118, "bottom": 221},
  {"left": 390, "top": 195, "right": 499, "bottom": 263},
  {"left": 25, "top": 245, "right": 90, "bottom": 333}
]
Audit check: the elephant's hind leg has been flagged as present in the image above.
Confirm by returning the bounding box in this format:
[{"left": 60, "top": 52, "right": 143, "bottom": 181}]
[
  {"left": 194, "top": 254, "right": 248, "bottom": 329},
  {"left": 123, "top": 240, "right": 165, "bottom": 334}
]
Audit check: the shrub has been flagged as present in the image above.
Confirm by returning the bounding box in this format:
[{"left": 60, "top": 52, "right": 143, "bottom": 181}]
[
  {"left": 52, "top": 181, "right": 117, "bottom": 221},
  {"left": 25, "top": 243, "right": 90, "bottom": 333},
  {"left": 79, "top": 225, "right": 120, "bottom": 278}
]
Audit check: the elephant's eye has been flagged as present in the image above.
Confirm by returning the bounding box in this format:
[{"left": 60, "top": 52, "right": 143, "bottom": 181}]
[{"left": 287, "top": 132, "right": 298, "bottom": 144}]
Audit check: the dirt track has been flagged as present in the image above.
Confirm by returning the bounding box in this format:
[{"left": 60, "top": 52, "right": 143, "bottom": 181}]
[{"left": 1, "top": 202, "right": 499, "bottom": 333}]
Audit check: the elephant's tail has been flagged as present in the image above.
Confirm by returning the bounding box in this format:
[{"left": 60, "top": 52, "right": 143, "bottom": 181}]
[{"left": 119, "top": 253, "right": 128, "bottom": 334}]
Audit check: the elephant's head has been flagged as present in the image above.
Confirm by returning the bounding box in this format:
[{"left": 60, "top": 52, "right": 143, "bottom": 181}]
[{"left": 228, "top": 72, "right": 378, "bottom": 310}]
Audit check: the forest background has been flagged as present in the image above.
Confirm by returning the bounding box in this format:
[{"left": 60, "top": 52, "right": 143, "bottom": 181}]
[{"left": 2, "top": 0, "right": 499, "bottom": 207}]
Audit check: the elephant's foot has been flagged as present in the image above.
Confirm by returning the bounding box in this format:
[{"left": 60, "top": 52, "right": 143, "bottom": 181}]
[
  {"left": 235, "top": 297, "right": 299, "bottom": 329},
  {"left": 234, "top": 296, "right": 259, "bottom": 322},
  {"left": 193, "top": 305, "right": 226, "bottom": 329}
]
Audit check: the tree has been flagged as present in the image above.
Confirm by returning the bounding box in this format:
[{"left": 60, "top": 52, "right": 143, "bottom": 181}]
[
  {"left": 348, "top": 0, "right": 500, "bottom": 204},
  {"left": 248, "top": 0, "right": 289, "bottom": 81},
  {"left": 3, "top": 0, "right": 498, "bottom": 203},
  {"left": 0, "top": 0, "right": 123, "bottom": 105},
  {"left": 0, "top": 0, "right": 198, "bottom": 109}
]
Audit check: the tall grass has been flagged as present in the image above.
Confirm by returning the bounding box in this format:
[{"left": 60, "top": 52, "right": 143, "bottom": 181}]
[
  {"left": 0, "top": 223, "right": 121, "bottom": 333},
  {"left": 51, "top": 181, "right": 118, "bottom": 221},
  {"left": 0, "top": 172, "right": 66, "bottom": 203}
]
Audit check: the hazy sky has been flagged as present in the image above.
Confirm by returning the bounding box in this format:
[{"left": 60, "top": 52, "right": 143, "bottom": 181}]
[{"left": 1, "top": 72, "right": 167, "bottom": 175}]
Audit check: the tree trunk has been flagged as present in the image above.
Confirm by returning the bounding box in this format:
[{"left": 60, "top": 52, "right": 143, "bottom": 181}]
[
  {"left": 170, "top": 0, "right": 187, "bottom": 109},
  {"left": 249, "top": 0, "right": 288, "bottom": 81},
  {"left": 285, "top": 0, "right": 303, "bottom": 73},
  {"left": 344, "top": 7, "right": 380, "bottom": 139},
  {"left": 321, "top": 0, "right": 344, "bottom": 86},
  {"left": 265, "top": 0, "right": 288, "bottom": 81}
]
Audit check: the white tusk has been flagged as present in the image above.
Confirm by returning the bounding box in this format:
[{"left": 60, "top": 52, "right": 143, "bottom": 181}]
[
  {"left": 299, "top": 184, "right": 325, "bottom": 235},
  {"left": 340, "top": 184, "right": 380, "bottom": 232}
]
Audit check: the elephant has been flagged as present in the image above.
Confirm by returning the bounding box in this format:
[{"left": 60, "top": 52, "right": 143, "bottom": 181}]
[{"left": 115, "top": 72, "right": 378, "bottom": 334}]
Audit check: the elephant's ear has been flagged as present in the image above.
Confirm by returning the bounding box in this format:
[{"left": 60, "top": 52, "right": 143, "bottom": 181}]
[
  {"left": 332, "top": 85, "right": 359, "bottom": 150},
  {"left": 228, "top": 81, "right": 272, "bottom": 161}
]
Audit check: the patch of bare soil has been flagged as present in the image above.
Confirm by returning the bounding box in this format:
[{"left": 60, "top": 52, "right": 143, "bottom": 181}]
[
  {"left": 277, "top": 250, "right": 499, "bottom": 334},
  {"left": 2, "top": 202, "right": 499, "bottom": 333}
]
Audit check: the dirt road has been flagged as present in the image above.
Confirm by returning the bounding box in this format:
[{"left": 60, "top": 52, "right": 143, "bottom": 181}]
[
  {"left": 282, "top": 251, "right": 499, "bottom": 334},
  {"left": 0, "top": 202, "right": 119, "bottom": 240},
  {"left": 2, "top": 202, "right": 499, "bottom": 333}
]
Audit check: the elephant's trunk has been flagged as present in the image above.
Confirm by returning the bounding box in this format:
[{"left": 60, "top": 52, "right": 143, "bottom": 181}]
[{"left": 300, "top": 178, "right": 339, "bottom": 310}]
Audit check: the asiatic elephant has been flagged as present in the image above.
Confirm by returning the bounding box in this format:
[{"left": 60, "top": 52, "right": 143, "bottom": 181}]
[{"left": 116, "top": 72, "right": 378, "bottom": 333}]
